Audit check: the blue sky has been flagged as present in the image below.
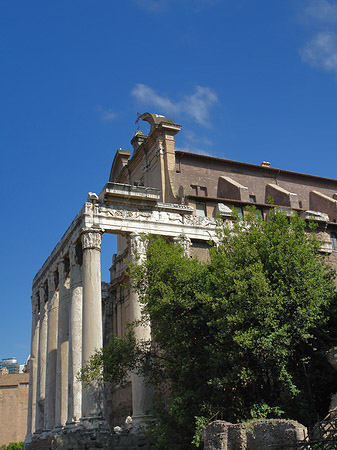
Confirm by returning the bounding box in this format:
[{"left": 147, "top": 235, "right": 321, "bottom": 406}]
[{"left": 2, "top": 0, "right": 337, "bottom": 363}]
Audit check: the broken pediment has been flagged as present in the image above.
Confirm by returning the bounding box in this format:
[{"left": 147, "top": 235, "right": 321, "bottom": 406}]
[{"left": 109, "top": 149, "right": 131, "bottom": 182}]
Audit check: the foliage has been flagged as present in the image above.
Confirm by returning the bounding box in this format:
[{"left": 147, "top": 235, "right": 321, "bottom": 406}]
[
  {"left": 81, "top": 208, "right": 337, "bottom": 449},
  {"left": 0, "top": 443, "right": 24, "bottom": 450},
  {"left": 79, "top": 330, "right": 137, "bottom": 386}
]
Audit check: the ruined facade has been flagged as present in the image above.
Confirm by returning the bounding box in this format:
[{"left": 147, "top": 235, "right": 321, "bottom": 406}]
[{"left": 26, "top": 113, "right": 337, "bottom": 446}]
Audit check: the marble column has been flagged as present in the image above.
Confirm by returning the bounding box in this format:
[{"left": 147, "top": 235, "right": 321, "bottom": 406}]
[
  {"left": 35, "top": 285, "right": 48, "bottom": 432},
  {"left": 129, "top": 233, "right": 153, "bottom": 423},
  {"left": 45, "top": 271, "right": 59, "bottom": 430},
  {"left": 26, "top": 294, "right": 40, "bottom": 439},
  {"left": 67, "top": 242, "right": 83, "bottom": 425},
  {"left": 81, "top": 229, "right": 105, "bottom": 421},
  {"left": 55, "top": 259, "right": 70, "bottom": 427}
]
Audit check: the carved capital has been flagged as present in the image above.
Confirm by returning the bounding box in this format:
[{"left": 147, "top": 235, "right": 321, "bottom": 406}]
[
  {"left": 47, "top": 271, "right": 56, "bottom": 294},
  {"left": 58, "top": 259, "right": 66, "bottom": 281},
  {"left": 39, "top": 286, "right": 48, "bottom": 314},
  {"left": 129, "top": 233, "right": 147, "bottom": 257},
  {"left": 81, "top": 229, "right": 103, "bottom": 251},
  {"left": 69, "top": 245, "right": 76, "bottom": 266},
  {"left": 39, "top": 286, "right": 47, "bottom": 303},
  {"left": 31, "top": 294, "right": 39, "bottom": 315},
  {"left": 173, "top": 235, "right": 191, "bottom": 256}
]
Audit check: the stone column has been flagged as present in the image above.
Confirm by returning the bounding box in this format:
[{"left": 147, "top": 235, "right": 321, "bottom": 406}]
[
  {"left": 67, "top": 242, "right": 83, "bottom": 425},
  {"left": 45, "top": 271, "right": 59, "bottom": 430},
  {"left": 129, "top": 233, "right": 153, "bottom": 423},
  {"left": 173, "top": 235, "right": 191, "bottom": 257},
  {"left": 55, "top": 259, "right": 70, "bottom": 427},
  {"left": 35, "top": 285, "right": 48, "bottom": 432},
  {"left": 26, "top": 294, "right": 40, "bottom": 439},
  {"left": 81, "top": 229, "right": 105, "bottom": 422}
]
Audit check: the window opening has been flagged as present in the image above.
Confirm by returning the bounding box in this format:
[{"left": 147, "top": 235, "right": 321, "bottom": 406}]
[{"left": 196, "top": 202, "right": 206, "bottom": 217}]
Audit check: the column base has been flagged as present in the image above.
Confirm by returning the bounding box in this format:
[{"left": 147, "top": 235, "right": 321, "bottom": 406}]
[
  {"left": 130, "top": 414, "right": 154, "bottom": 431},
  {"left": 65, "top": 419, "right": 81, "bottom": 429}
]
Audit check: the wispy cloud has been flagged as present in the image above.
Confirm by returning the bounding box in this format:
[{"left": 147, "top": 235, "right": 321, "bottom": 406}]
[
  {"left": 299, "top": 1, "right": 337, "bottom": 76},
  {"left": 300, "top": 31, "right": 337, "bottom": 73},
  {"left": 134, "top": 0, "right": 219, "bottom": 13},
  {"left": 175, "top": 129, "right": 214, "bottom": 156},
  {"left": 95, "top": 105, "right": 117, "bottom": 122},
  {"left": 302, "top": 0, "right": 337, "bottom": 24},
  {"left": 131, "top": 84, "right": 218, "bottom": 126}
]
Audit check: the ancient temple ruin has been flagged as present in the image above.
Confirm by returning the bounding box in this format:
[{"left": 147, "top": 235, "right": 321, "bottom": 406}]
[{"left": 25, "top": 113, "right": 337, "bottom": 447}]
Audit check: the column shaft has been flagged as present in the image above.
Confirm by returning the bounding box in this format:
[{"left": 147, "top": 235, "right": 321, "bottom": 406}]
[
  {"left": 81, "top": 229, "right": 104, "bottom": 420},
  {"left": 45, "top": 272, "right": 59, "bottom": 430},
  {"left": 67, "top": 243, "right": 83, "bottom": 424},
  {"left": 129, "top": 233, "right": 153, "bottom": 421},
  {"left": 26, "top": 294, "right": 40, "bottom": 438},
  {"left": 35, "top": 286, "right": 48, "bottom": 432},
  {"left": 55, "top": 259, "right": 70, "bottom": 427}
]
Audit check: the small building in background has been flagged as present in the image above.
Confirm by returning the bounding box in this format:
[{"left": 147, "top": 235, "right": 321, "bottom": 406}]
[
  {"left": 0, "top": 372, "right": 29, "bottom": 446},
  {"left": 0, "top": 358, "right": 20, "bottom": 374}
]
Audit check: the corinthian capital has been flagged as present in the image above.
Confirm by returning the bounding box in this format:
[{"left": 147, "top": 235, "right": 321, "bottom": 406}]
[
  {"left": 31, "top": 293, "right": 39, "bottom": 315},
  {"left": 81, "top": 229, "right": 103, "bottom": 251},
  {"left": 173, "top": 235, "right": 191, "bottom": 256},
  {"left": 129, "top": 233, "right": 147, "bottom": 257},
  {"left": 47, "top": 271, "right": 56, "bottom": 294}
]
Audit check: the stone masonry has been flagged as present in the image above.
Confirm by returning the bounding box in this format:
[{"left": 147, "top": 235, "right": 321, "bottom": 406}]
[
  {"left": 26, "top": 113, "right": 337, "bottom": 448},
  {"left": 0, "top": 373, "right": 29, "bottom": 446}
]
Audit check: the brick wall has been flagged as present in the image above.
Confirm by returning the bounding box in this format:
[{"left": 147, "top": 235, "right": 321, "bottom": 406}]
[{"left": 0, "top": 373, "right": 29, "bottom": 446}]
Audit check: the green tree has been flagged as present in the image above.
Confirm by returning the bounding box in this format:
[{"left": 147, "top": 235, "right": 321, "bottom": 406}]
[
  {"left": 0, "top": 443, "right": 24, "bottom": 450},
  {"left": 81, "top": 208, "right": 337, "bottom": 449}
]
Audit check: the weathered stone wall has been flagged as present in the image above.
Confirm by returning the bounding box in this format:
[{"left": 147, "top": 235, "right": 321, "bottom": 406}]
[
  {"left": 26, "top": 429, "right": 156, "bottom": 450},
  {"left": 204, "top": 419, "right": 307, "bottom": 450},
  {"left": 0, "top": 373, "right": 29, "bottom": 446}
]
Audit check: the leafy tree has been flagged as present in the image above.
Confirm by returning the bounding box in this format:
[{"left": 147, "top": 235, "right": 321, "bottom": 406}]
[
  {"left": 81, "top": 208, "right": 337, "bottom": 449},
  {"left": 0, "top": 443, "right": 24, "bottom": 450}
]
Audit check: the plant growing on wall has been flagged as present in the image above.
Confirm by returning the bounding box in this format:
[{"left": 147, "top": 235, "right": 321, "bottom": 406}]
[{"left": 81, "top": 208, "right": 337, "bottom": 449}]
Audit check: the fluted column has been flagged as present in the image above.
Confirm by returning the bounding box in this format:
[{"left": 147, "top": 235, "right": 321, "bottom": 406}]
[
  {"left": 55, "top": 259, "right": 70, "bottom": 427},
  {"left": 129, "top": 233, "right": 153, "bottom": 423},
  {"left": 45, "top": 271, "right": 59, "bottom": 430},
  {"left": 67, "top": 242, "right": 83, "bottom": 425},
  {"left": 26, "top": 294, "right": 40, "bottom": 439},
  {"left": 81, "top": 229, "right": 105, "bottom": 421},
  {"left": 35, "top": 286, "right": 48, "bottom": 432}
]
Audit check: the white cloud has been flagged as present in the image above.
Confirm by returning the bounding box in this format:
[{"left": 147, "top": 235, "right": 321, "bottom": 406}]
[
  {"left": 131, "top": 84, "right": 218, "bottom": 126},
  {"left": 96, "top": 105, "right": 117, "bottom": 122},
  {"left": 302, "top": 0, "right": 337, "bottom": 24},
  {"left": 300, "top": 31, "right": 337, "bottom": 73},
  {"left": 175, "top": 129, "right": 214, "bottom": 155},
  {"left": 183, "top": 129, "right": 213, "bottom": 147}
]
